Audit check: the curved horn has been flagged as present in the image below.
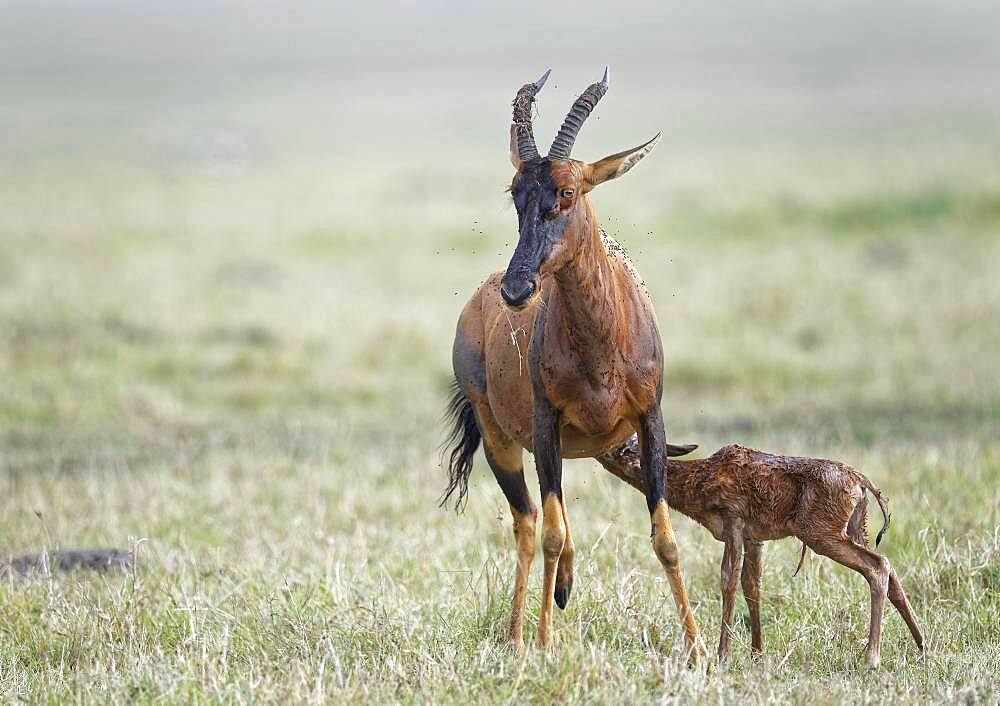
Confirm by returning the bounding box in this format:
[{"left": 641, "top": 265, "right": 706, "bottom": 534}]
[
  {"left": 511, "top": 69, "right": 551, "bottom": 163},
  {"left": 548, "top": 66, "right": 610, "bottom": 160}
]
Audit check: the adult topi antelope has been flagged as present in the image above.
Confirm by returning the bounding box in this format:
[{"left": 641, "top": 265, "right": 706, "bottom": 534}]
[{"left": 442, "top": 68, "right": 704, "bottom": 658}]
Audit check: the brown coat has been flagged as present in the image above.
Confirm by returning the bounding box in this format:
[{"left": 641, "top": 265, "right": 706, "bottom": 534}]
[{"left": 444, "top": 68, "right": 703, "bottom": 657}]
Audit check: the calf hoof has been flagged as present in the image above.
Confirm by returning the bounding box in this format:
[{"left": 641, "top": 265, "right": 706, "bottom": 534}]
[{"left": 554, "top": 583, "right": 572, "bottom": 610}]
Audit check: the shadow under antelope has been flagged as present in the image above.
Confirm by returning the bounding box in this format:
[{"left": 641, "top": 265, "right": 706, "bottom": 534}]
[
  {"left": 442, "top": 68, "right": 705, "bottom": 658},
  {"left": 598, "top": 437, "right": 925, "bottom": 669}
]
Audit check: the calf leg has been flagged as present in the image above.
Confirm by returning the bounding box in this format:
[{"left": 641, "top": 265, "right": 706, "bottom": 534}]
[
  {"left": 741, "top": 540, "right": 764, "bottom": 656},
  {"left": 718, "top": 520, "right": 745, "bottom": 664},
  {"left": 846, "top": 491, "right": 924, "bottom": 653},
  {"left": 806, "top": 535, "right": 890, "bottom": 669},
  {"left": 888, "top": 567, "right": 924, "bottom": 651}
]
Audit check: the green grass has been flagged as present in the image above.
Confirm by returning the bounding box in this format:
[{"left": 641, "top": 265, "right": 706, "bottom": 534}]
[
  {"left": 3, "top": 4, "right": 1000, "bottom": 693},
  {"left": 1, "top": 149, "right": 998, "bottom": 704}
]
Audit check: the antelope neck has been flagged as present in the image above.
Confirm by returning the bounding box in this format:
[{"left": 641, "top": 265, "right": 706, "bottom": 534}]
[{"left": 551, "top": 202, "right": 623, "bottom": 368}]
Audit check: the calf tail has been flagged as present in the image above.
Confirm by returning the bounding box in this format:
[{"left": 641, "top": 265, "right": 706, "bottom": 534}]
[
  {"left": 439, "top": 380, "right": 481, "bottom": 513},
  {"left": 859, "top": 474, "right": 891, "bottom": 547},
  {"left": 792, "top": 542, "right": 808, "bottom": 577}
]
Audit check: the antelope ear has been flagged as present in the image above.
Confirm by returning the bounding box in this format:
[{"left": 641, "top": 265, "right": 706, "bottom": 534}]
[
  {"left": 509, "top": 126, "right": 524, "bottom": 171},
  {"left": 582, "top": 132, "right": 661, "bottom": 192}
]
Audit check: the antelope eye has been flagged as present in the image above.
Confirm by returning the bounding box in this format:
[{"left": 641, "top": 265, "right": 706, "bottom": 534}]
[{"left": 560, "top": 188, "right": 575, "bottom": 199}]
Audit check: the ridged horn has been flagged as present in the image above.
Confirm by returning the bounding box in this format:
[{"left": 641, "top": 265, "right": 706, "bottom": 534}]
[
  {"left": 511, "top": 69, "right": 551, "bottom": 163},
  {"left": 548, "top": 66, "right": 609, "bottom": 160}
]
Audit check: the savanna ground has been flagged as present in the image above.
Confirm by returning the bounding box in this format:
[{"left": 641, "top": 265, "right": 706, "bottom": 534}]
[{"left": 2, "top": 2, "right": 999, "bottom": 703}]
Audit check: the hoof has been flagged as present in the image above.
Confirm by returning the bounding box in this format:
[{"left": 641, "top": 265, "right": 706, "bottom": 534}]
[{"left": 554, "top": 584, "right": 571, "bottom": 610}]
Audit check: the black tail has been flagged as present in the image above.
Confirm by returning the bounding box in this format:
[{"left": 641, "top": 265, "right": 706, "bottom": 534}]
[{"left": 439, "top": 380, "right": 481, "bottom": 513}]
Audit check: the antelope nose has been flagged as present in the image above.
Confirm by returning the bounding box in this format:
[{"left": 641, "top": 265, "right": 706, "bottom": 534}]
[{"left": 500, "top": 280, "right": 535, "bottom": 308}]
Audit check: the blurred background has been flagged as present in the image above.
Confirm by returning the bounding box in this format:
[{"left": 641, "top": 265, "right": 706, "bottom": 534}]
[
  {"left": 4, "top": 0, "right": 998, "bottom": 456},
  {"left": 1, "top": 1, "right": 998, "bottom": 701}
]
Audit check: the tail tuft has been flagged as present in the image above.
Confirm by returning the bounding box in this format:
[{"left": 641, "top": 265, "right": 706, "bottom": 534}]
[
  {"left": 439, "top": 380, "right": 481, "bottom": 513},
  {"left": 793, "top": 542, "right": 808, "bottom": 577}
]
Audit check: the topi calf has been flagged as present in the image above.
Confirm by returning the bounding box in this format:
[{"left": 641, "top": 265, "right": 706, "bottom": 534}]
[{"left": 597, "top": 439, "right": 924, "bottom": 668}]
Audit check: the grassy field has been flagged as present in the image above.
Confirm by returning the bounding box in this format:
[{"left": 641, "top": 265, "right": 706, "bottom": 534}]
[
  {"left": 2, "top": 148, "right": 998, "bottom": 703},
  {"left": 2, "top": 3, "right": 1000, "bottom": 704}
]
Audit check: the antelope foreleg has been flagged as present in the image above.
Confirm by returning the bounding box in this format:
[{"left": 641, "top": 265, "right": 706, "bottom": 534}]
[
  {"left": 640, "top": 404, "right": 705, "bottom": 664},
  {"left": 533, "top": 396, "right": 565, "bottom": 649},
  {"left": 554, "top": 496, "right": 574, "bottom": 609}
]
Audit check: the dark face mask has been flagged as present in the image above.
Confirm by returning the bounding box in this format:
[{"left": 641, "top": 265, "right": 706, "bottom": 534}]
[{"left": 501, "top": 160, "right": 570, "bottom": 310}]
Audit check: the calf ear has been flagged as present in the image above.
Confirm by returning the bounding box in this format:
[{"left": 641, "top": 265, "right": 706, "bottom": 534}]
[
  {"left": 509, "top": 126, "right": 524, "bottom": 171},
  {"left": 582, "top": 132, "right": 661, "bottom": 192}
]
